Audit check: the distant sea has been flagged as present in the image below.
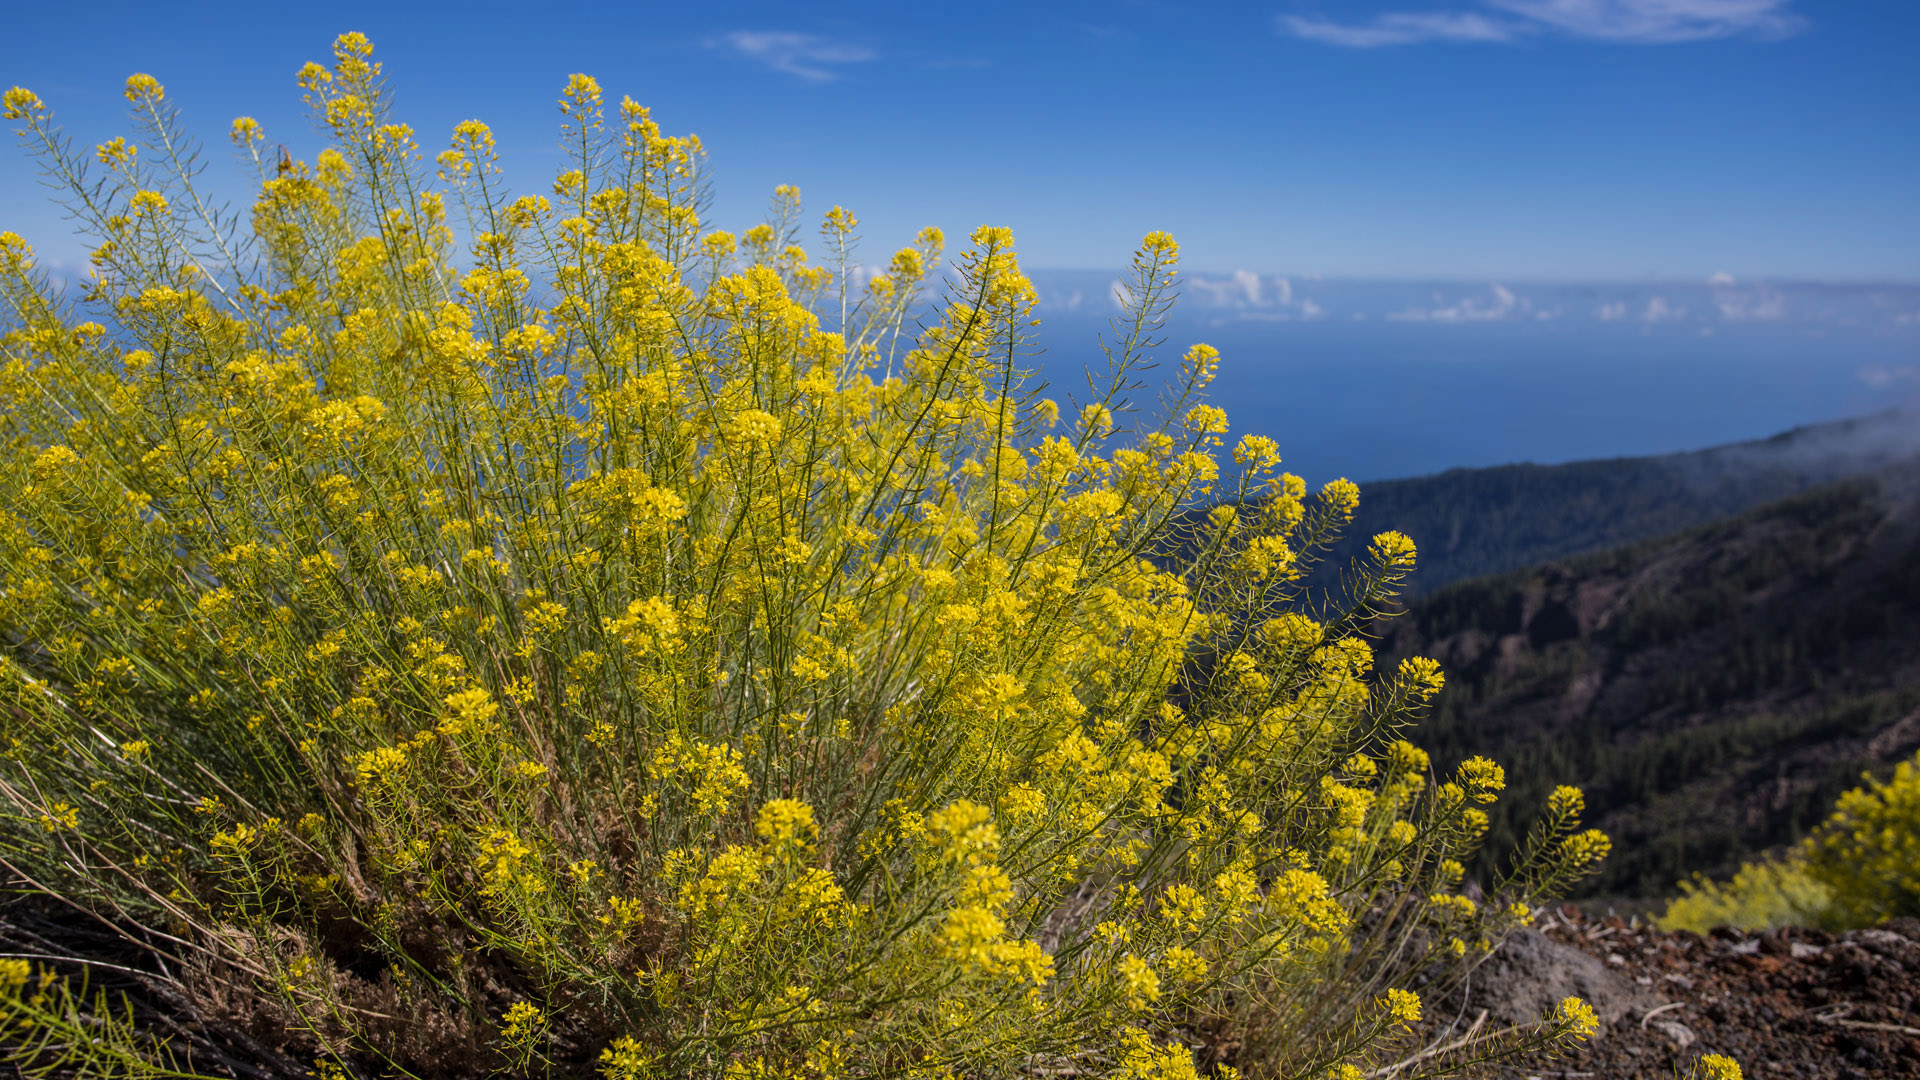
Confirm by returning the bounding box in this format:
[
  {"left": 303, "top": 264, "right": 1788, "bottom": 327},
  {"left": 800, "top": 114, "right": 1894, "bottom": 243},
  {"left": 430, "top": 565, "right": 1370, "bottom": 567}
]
[{"left": 1016, "top": 273, "right": 1920, "bottom": 486}]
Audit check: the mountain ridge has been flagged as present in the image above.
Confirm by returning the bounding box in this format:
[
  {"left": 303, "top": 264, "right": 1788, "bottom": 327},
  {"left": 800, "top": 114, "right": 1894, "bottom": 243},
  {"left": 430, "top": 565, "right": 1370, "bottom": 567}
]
[
  {"left": 1377, "top": 458, "right": 1920, "bottom": 898},
  {"left": 1314, "top": 407, "right": 1920, "bottom": 598}
]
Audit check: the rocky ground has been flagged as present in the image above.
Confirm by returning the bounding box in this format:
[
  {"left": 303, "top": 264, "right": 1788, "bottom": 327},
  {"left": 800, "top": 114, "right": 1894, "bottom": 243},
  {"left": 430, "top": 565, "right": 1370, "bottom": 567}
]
[
  {"left": 1452, "top": 905, "right": 1920, "bottom": 1079},
  {"left": 7, "top": 896, "right": 1917, "bottom": 1078}
]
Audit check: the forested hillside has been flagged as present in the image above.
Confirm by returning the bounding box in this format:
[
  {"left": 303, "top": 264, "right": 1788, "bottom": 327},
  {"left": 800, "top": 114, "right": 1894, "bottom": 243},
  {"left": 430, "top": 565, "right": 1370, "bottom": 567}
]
[
  {"left": 1315, "top": 409, "right": 1920, "bottom": 598},
  {"left": 1378, "top": 459, "right": 1920, "bottom": 898}
]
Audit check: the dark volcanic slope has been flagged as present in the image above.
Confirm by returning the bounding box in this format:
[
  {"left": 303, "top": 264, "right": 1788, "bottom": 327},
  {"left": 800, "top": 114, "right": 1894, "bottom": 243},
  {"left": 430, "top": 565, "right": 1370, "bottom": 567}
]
[
  {"left": 1380, "top": 460, "right": 1920, "bottom": 898},
  {"left": 1319, "top": 409, "right": 1920, "bottom": 598}
]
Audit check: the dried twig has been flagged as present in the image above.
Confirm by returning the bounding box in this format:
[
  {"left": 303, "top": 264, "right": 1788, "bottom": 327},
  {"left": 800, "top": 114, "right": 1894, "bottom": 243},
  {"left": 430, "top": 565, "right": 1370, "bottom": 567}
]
[
  {"left": 1639, "top": 1001, "right": 1687, "bottom": 1029},
  {"left": 1809, "top": 1003, "right": 1920, "bottom": 1037}
]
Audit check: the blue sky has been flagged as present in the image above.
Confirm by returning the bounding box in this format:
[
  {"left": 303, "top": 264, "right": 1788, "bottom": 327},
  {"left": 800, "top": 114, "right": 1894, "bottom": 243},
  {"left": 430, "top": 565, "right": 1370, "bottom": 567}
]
[{"left": 3, "top": 0, "right": 1916, "bottom": 282}]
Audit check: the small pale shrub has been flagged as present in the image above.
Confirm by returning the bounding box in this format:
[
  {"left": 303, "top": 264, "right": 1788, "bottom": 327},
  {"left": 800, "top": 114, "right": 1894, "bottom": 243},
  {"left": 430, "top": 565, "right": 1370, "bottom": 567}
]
[
  {"left": 1660, "top": 749, "right": 1920, "bottom": 933},
  {"left": 2, "top": 36, "right": 1607, "bottom": 1080},
  {"left": 1658, "top": 857, "right": 1831, "bottom": 934}
]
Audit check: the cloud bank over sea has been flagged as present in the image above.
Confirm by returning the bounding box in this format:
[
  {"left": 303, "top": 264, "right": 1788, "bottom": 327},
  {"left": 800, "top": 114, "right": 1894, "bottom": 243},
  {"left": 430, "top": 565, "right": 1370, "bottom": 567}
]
[
  {"left": 1023, "top": 270, "right": 1920, "bottom": 335},
  {"left": 1014, "top": 271, "right": 1920, "bottom": 486}
]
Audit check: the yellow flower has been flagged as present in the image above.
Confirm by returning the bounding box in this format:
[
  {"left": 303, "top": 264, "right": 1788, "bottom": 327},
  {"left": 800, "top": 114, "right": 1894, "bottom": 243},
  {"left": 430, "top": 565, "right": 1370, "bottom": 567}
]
[
  {"left": 1158, "top": 884, "right": 1208, "bottom": 934},
  {"left": 1183, "top": 403, "right": 1228, "bottom": 436},
  {"left": 1233, "top": 434, "right": 1281, "bottom": 469},
  {"left": 1457, "top": 756, "right": 1505, "bottom": 803},
  {"left": 1694, "top": 1054, "right": 1742, "bottom": 1080},
  {"left": 940, "top": 905, "right": 1005, "bottom": 969},
  {"left": 1382, "top": 987, "right": 1421, "bottom": 1027},
  {"left": 1114, "top": 1026, "right": 1198, "bottom": 1080},
  {"left": 0, "top": 958, "right": 31, "bottom": 994},
  {"left": 1397, "top": 656, "right": 1445, "bottom": 698},
  {"left": 1080, "top": 403, "right": 1115, "bottom": 437},
  {"left": 729, "top": 408, "right": 782, "bottom": 444},
  {"left": 500, "top": 1000, "right": 544, "bottom": 1043},
  {"left": 1160, "top": 946, "right": 1207, "bottom": 983},
  {"left": 123, "top": 73, "right": 164, "bottom": 103},
  {"left": 440, "top": 687, "right": 500, "bottom": 734},
  {"left": 997, "top": 784, "right": 1046, "bottom": 820},
  {"left": 1321, "top": 477, "right": 1361, "bottom": 516},
  {"left": 354, "top": 745, "right": 409, "bottom": 786},
  {"left": 3, "top": 87, "right": 46, "bottom": 119},
  {"left": 1547, "top": 785, "right": 1585, "bottom": 817},
  {"left": 96, "top": 137, "right": 137, "bottom": 166},
  {"left": 755, "top": 798, "right": 818, "bottom": 853},
  {"left": 38, "top": 802, "right": 78, "bottom": 832},
  {"left": 599, "top": 1036, "right": 657, "bottom": 1080},
  {"left": 927, "top": 800, "right": 999, "bottom": 865},
  {"left": 1558, "top": 829, "right": 1612, "bottom": 868},
  {"left": 562, "top": 73, "right": 603, "bottom": 109},
  {"left": 1555, "top": 995, "right": 1600, "bottom": 1039},
  {"left": 652, "top": 734, "right": 749, "bottom": 816},
  {"left": 1118, "top": 954, "right": 1161, "bottom": 1009},
  {"left": 29, "top": 444, "right": 81, "bottom": 480}
]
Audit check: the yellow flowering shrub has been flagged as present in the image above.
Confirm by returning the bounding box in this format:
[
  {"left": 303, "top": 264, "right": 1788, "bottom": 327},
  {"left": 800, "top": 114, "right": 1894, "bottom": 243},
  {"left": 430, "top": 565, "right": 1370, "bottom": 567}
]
[
  {"left": 1662, "top": 748, "right": 1920, "bottom": 932},
  {"left": 1, "top": 36, "right": 1607, "bottom": 1080},
  {"left": 1804, "top": 751, "right": 1920, "bottom": 924}
]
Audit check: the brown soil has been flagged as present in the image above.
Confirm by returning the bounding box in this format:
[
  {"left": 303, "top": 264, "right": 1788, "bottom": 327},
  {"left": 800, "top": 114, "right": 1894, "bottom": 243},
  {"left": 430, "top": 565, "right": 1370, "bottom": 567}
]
[{"left": 1448, "top": 906, "right": 1920, "bottom": 1079}]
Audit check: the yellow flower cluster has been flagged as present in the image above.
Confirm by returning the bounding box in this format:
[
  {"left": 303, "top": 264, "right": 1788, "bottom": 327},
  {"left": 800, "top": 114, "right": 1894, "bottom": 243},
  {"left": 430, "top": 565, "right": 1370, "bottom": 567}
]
[
  {"left": 1692, "top": 1053, "right": 1743, "bottom": 1080},
  {"left": 1554, "top": 995, "right": 1600, "bottom": 1039}
]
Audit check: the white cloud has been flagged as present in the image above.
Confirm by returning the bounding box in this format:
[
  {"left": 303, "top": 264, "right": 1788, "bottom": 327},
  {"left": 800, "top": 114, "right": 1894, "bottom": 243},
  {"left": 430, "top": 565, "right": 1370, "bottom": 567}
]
[
  {"left": 1388, "top": 283, "right": 1525, "bottom": 322},
  {"left": 716, "top": 31, "right": 874, "bottom": 82},
  {"left": 1278, "top": 0, "right": 1803, "bottom": 47},
  {"left": 1713, "top": 288, "right": 1786, "bottom": 321},
  {"left": 1641, "top": 296, "right": 1687, "bottom": 322},
  {"left": 1706, "top": 270, "right": 1736, "bottom": 286},
  {"left": 1188, "top": 271, "right": 1303, "bottom": 312},
  {"left": 1300, "top": 298, "right": 1326, "bottom": 319},
  {"left": 1594, "top": 301, "right": 1629, "bottom": 321},
  {"left": 1191, "top": 269, "right": 1268, "bottom": 307},
  {"left": 1109, "top": 279, "right": 1131, "bottom": 310}
]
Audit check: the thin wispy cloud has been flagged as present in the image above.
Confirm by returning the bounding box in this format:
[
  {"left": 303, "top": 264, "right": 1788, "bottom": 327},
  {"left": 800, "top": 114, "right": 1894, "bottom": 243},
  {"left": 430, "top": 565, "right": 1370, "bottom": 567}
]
[
  {"left": 1278, "top": 0, "right": 1804, "bottom": 48},
  {"left": 716, "top": 31, "right": 874, "bottom": 82},
  {"left": 1487, "top": 0, "right": 1805, "bottom": 42},
  {"left": 1281, "top": 12, "right": 1515, "bottom": 47},
  {"left": 1859, "top": 365, "right": 1916, "bottom": 389}
]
